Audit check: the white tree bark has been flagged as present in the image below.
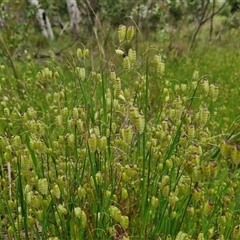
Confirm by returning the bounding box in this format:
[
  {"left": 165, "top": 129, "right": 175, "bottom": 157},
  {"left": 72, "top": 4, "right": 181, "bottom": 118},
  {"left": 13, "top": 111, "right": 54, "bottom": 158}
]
[
  {"left": 0, "top": 16, "right": 4, "bottom": 28},
  {"left": 0, "top": 4, "right": 7, "bottom": 28},
  {"left": 66, "top": 0, "right": 81, "bottom": 34},
  {"left": 28, "top": 0, "right": 54, "bottom": 39}
]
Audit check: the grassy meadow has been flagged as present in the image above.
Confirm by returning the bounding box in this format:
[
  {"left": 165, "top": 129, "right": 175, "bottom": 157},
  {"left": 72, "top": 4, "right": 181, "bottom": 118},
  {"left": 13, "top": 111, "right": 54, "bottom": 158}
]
[{"left": 1, "top": 22, "right": 240, "bottom": 240}]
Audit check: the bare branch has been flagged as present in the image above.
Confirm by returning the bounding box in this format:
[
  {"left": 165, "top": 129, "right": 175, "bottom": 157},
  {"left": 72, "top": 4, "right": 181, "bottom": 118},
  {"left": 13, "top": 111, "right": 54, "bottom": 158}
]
[{"left": 202, "top": 1, "right": 227, "bottom": 25}]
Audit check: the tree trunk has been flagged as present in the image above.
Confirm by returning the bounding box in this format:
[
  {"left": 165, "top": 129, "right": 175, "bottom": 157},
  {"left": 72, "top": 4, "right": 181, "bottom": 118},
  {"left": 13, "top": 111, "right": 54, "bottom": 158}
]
[
  {"left": 66, "top": 0, "right": 81, "bottom": 35},
  {"left": 0, "top": 4, "right": 7, "bottom": 28},
  {"left": 28, "top": 0, "right": 54, "bottom": 39}
]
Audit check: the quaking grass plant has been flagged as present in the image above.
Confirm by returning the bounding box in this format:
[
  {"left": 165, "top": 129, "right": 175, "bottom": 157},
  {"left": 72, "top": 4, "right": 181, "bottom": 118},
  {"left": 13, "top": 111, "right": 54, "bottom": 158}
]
[{"left": 0, "top": 24, "right": 240, "bottom": 240}]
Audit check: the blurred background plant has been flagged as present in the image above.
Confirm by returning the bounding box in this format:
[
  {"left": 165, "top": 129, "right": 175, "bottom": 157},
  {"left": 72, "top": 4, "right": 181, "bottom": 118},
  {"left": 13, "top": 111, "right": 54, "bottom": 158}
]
[{"left": 1, "top": 0, "right": 239, "bottom": 62}]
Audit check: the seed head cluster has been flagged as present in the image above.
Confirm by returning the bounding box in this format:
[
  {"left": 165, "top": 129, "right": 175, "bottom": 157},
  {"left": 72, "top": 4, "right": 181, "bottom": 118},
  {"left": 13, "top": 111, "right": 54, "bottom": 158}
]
[{"left": 0, "top": 24, "right": 239, "bottom": 240}]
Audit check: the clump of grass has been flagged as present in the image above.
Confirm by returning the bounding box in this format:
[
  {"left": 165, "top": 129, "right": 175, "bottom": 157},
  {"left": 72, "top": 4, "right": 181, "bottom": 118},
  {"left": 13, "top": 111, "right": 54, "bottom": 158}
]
[{"left": 0, "top": 24, "right": 240, "bottom": 240}]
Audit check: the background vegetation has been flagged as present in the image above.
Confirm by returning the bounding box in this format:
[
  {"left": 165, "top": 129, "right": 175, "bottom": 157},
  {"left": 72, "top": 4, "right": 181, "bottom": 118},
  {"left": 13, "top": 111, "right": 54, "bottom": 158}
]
[{"left": 1, "top": 0, "right": 240, "bottom": 239}]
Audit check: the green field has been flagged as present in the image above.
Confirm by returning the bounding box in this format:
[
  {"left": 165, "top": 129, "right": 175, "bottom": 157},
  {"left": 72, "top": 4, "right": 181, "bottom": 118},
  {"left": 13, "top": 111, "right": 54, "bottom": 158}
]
[{"left": 1, "top": 20, "right": 240, "bottom": 240}]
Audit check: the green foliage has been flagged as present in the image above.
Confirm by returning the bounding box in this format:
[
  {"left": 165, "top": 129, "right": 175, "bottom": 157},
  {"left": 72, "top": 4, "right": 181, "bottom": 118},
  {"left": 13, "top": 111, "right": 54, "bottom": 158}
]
[
  {"left": 102, "top": 0, "right": 134, "bottom": 26},
  {"left": 1, "top": 21, "right": 240, "bottom": 240},
  {"left": 0, "top": 2, "right": 33, "bottom": 56}
]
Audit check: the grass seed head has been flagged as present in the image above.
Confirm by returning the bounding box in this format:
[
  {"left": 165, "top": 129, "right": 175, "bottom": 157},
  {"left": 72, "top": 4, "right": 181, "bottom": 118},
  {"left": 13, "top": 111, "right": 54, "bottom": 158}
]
[
  {"left": 154, "top": 54, "right": 162, "bottom": 65},
  {"left": 209, "top": 83, "right": 219, "bottom": 102},
  {"left": 51, "top": 184, "right": 61, "bottom": 199},
  {"left": 57, "top": 204, "right": 68, "bottom": 215},
  {"left": 187, "top": 205, "right": 195, "bottom": 217},
  {"left": 114, "top": 77, "right": 121, "bottom": 97},
  {"left": 203, "top": 199, "right": 214, "bottom": 216},
  {"left": 123, "top": 56, "right": 131, "bottom": 70},
  {"left": 128, "top": 48, "right": 136, "bottom": 65},
  {"left": 121, "top": 187, "right": 128, "bottom": 200},
  {"left": 38, "top": 178, "right": 48, "bottom": 195},
  {"left": 109, "top": 205, "right": 122, "bottom": 222},
  {"left": 77, "top": 48, "right": 82, "bottom": 59},
  {"left": 157, "top": 61, "right": 165, "bottom": 77},
  {"left": 120, "top": 215, "right": 129, "bottom": 230},
  {"left": 220, "top": 140, "right": 232, "bottom": 159},
  {"left": 200, "top": 78, "right": 209, "bottom": 97},
  {"left": 126, "top": 26, "right": 134, "bottom": 42},
  {"left": 192, "top": 188, "right": 203, "bottom": 202},
  {"left": 111, "top": 69, "right": 116, "bottom": 82},
  {"left": 88, "top": 133, "right": 97, "bottom": 152},
  {"left": 118, "top": 24, "right": 127, "bottom": 42},
  {"left": 83, "top": 49, "right": 89, "bottom": 58},
  {"left": 231, "top": 145, "right": 240, "bottom": 164},
  {"left": 192, "top": 70, "right": 199, "bottom": 81}
]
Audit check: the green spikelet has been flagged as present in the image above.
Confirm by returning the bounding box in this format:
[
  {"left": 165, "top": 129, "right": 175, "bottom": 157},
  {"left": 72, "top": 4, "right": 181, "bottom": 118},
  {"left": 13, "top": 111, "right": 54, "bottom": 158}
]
[
  {"left": 129, "top": 105, "right": 139, "bottom": 123},
  {"left": 192, "top": 70, "right": 199, "bottom": 81},
  {"left": 175, "top": 231, "right": 189, "bottom": 240},
  {"left": 79, "top": 67, "right": 86, "bottom": 80},
  {"left": 135, "top": 113, "right": 145, "bottom": 134},
  {"left": 121, "top": 187, "right": 128, "bottom": 200},
  {"left": 220, "top": 140, "right": 232, "bottom": 158},
  {"left": 151, "top": 196, "right": 159, "bottom": 209},
  {"left": 153, "top": 54, "right": 161, "bottom": 65},
  {"left": 83, "top": 49, "right": 89, "bottom": 58},
  {"left": 192, "top": 188, "right": 202, "bottom": 202},
  {"left": 114, "top": 77, "right": 121, "bottom": 97},
  {"left": 202, "top": 161, "right": 211, "bottom": 179},
  {"left": 126, "top": 26, "right": 134, "bottom": 42},
  {"left": 203, "top": 199, "right": 214, "bottom": 216},
  {"left": 118, "top": 24, "right": 126, "bottom": 42},
  {"left": 209, "top": 83, "right": 219, "bottom": 102},
  {"left": 199, "top": 108, "right": 210, "bottom": 126},
  {"left": 119, "top": 215, "right": 129, "bottom": 230},
  {"left": 109, "top": 205, "right": 122, "bottom": 222},
  {"left": 38, "top": 178, "right": 48, "bottom": 195},
  {"left": 122, "top": 126, "right": 133, "bottom": 145},
  {"left": 51, "top": 184, "right": 61, "bottom": 199},
  {"left": 128, "top": 48, "right": 136, "bottom": 65},
  {"left": 88, "top": 133, "right": 97, "bottom": 153},
  {"left": 123, "top": 56, "right": 131, "bottom": 70},
  {"left": 231, "top": 145, "right": 240, "bottom": 164},
  {"left": 191, "top": 166, "right": 203, "bottom": 182},
  {"left": 210, "top": 160, "right": 217, "bottom": 178},
  {"left": 77, "top": 48, "right": 82, "bottom": 59},
  {"left": 98, "top": 136, "right": 107, "bottom": 152},
  {"left": 110, "top": 69, "right": 116, "bottom": 82},
  {"left": 157, "top": 61, "right": 165, "bottom": 77},
  {"left": 57, "top": 204, "right": 68, "bottom": 215},
  {"left": 232, "top": 225, "right": 240, "bottom": 239},
  {"left": 168, "top": 193, "right": 179, "bottom": 209},
  {"left": 21, "top": 154, "right": 32, "bottom": 172},
  {"left": 188, "top": 124, "right": 195, "bottom": 139},
  {"left": 200, "top": 78, "right": 209, "bottom": 96},
  {"left": 74, "top": 208, "right": 87, "bottom": 228}
]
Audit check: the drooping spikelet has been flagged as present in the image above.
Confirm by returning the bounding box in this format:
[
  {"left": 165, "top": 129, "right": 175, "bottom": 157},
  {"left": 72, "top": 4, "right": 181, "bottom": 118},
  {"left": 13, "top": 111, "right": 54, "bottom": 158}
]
[
  {"left": 203, "top": 199, "right": 214, "bottom": 216},
  {"left": 128, "top": 48, "right": 136, "bottom": 65},
  {"left": 114, "top": 77, "right": 121, "bottom": 97},
  {"left": 38, "top": 178, "right": 48, "bottom": 195},
  {"left": 122, "top": 125, "right": 133, "bottom": 145},
  {"left": 209, "top": 83, "right": 219, "bottom": 102},
  {"left": 126, "top": 26, "right": 134, "bottom": 42},
  {"left": 88, "top": 133, "right": 97, "bottom": 152},
  {"left": 98, "top": 136, "right": 107, "bottom": 152},
  {"left": 118, "top": 24, "right": 126, "bottom": 43},
  {"left": 200, "top": 78, "right": 209, "bottom": 96},
  {"left": 123, "top": 56, "right": 131, "bottom": 70},
  {"left": 110, "top": 69, "right": 116, "bottom": 82},
  {"left": 220, "top": 140, "right": 232, "bottom": 158},
  {"left": 157, "top": 61, "right": 165, "bottom": 78},
  {"left": 231, "top": 145, "right": 240, "bottom": 164}
]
